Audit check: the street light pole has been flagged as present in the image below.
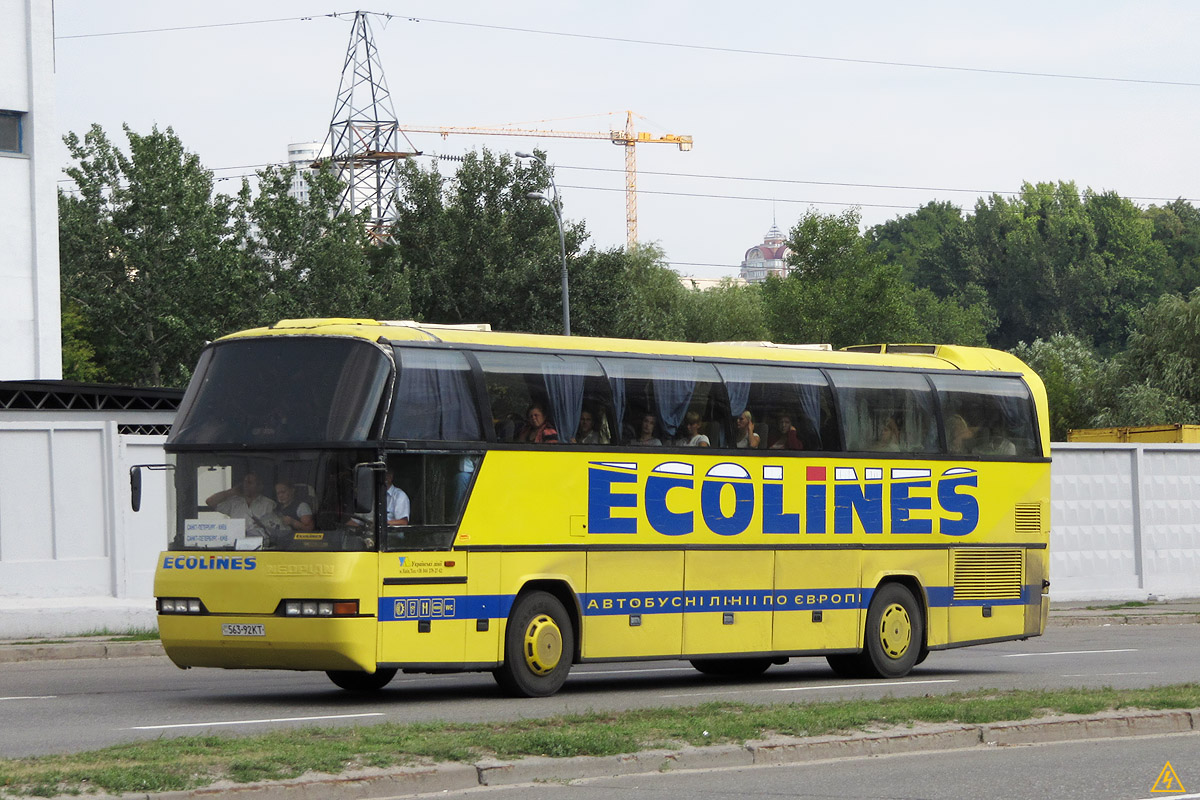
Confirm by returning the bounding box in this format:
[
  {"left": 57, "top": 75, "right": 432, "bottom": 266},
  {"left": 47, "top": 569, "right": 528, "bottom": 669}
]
[{"left": 516, "top": 152, "right": 570, "bottom": 337}]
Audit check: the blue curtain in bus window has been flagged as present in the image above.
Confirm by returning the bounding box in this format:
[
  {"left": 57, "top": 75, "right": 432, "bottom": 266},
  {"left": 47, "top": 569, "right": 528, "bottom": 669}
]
[
  {"left": 795, "top": 381, "right": 822, "bottom": 447},
  {"left": 600, "top": 358, "right": 629, "bottom": 440},
  {"left": 716, "top": 364, "right": 751, "bottom": 417},
  {"left": 653, "top": 363, "right": 695, "bottom": 437},
  {"left": 391, "top": 349, "right": 481, "bottom": 441},
  {"left": 542, "top": 362, "right": 584, "bottom": 445}
]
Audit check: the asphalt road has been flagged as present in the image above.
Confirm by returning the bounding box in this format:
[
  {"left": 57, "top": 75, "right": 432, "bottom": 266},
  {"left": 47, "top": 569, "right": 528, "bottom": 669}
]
[
  {"left": 427, "top": 733, "right": 1200, "bottom": 800},
  {"left": 1, "top": 624, "right": 1198, "bottom": 758}
]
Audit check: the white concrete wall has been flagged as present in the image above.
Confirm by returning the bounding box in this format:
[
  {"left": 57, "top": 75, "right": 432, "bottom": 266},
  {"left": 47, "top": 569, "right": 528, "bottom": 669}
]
[
  {"left": 0, "top": 0, "right": 62, "bottom": 380},
  {"left": 1051, "top": 443, "right": 1200, "bottom": 601},
  {"left": 0, "top": 421, "right": 170, "bottom": 601}
]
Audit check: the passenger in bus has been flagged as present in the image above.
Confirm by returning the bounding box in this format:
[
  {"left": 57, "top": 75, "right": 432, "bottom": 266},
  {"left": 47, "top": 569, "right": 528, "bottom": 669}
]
[
  {"left": 385, "top": 471, "right": 411, "bottom": 525},
  {"left": 675, "top": 411, "right": 710, "bottom": 447},
  {"left": 631, "top": 413, "right": 662, "bottom": 446},
  {"left": 768, "top": 413, "right": 804, "bottom": 450},
  {"left": 573, "top": 408, "right": 606, "bottom": 445},
  {"left": 516, "top": 403, "right": 558, "bottom": 444},
  {"left": 205, "top": 472, "right": 276, "bottom": 537},
  {"left": 947, "top": 414, "right": 977, "bottom": 454},
  {"left": 734, "top": 410, "right": 761, "bottom": 448},
  {"left": 273, "top": 482, "right": 315, "bottom": 532},
  {"left": 874, "top": 413, "right": 904, "bottom": 452}
]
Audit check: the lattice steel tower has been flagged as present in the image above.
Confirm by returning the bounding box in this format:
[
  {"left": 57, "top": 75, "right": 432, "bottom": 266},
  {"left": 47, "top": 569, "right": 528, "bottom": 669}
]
[{"left": 323, "top": 11, "right": 418, "bottom": 244}]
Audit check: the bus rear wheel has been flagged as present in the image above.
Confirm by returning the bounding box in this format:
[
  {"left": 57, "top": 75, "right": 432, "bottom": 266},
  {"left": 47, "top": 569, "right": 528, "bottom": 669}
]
[
  {"left": 689, "top": 657, "right": 774, "bottom": 678},
  {"left": 326, "top": 668, "right": 397, "bottom": 692},
  {"left": 494, "top": 591, "right": 575, "bottom": 698},
  {"left": 862, "top": 583, "right": 923, "bottom": 678}
]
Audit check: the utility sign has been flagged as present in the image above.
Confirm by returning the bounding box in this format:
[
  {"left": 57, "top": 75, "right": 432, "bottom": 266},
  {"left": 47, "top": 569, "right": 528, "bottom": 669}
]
[{"left": 1151, "top": 761, "right": 1186, "bottom": 793}]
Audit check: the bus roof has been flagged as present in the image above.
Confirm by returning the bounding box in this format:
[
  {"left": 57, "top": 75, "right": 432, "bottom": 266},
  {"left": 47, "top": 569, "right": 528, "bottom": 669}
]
[{"left": 220, "top": 318, "right": 1034, "bottom": 377}]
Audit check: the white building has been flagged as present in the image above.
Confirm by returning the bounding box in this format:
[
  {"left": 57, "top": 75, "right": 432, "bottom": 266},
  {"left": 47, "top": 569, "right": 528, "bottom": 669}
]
[
  {"left": 0, "top": 0, "right": 61, "bottom": 380},
  {"left": 738, "top": 224, "right": 792, "bottom": 283},
  {"left": 286, "top": 141, "right": 322, "bottom": 204}
]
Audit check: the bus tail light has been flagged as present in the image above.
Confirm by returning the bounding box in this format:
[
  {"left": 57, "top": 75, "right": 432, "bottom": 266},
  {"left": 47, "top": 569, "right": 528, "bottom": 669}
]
[{"left": 278, "top": 599, "right": 360, "bottom": 617}]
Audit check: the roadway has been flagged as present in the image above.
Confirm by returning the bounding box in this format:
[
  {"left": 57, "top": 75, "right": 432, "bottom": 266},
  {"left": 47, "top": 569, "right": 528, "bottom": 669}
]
[{"left": 1, "top": 623, "right": 1198, "bottom": 758}]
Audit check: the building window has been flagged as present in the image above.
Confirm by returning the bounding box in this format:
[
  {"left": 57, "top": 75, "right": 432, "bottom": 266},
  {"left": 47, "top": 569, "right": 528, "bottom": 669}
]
[{"left": 0, "top": 111, "right": 23, "bottom": 153}]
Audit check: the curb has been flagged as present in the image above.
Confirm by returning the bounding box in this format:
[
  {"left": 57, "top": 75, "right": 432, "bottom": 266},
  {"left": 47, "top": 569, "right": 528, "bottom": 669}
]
[
  {"left": 77, "top": 708, "right": 1199, "bottom": 800},
  {"left": 0, "top": 640, "right": 164, "bottom": 663},
  {"left": 1049, "top": 613, "right": 1200, "bottom": 627}
]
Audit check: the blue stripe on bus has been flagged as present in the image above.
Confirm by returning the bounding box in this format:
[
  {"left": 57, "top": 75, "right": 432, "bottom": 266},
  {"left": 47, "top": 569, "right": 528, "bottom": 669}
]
[{"left": 377, "top": 585, "right": 1042, "bottom": 621}]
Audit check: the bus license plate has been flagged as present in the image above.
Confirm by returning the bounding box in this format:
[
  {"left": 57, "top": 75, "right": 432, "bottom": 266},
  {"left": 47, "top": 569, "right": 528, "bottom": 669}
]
[{"left": 221, "top": 623, "right": 265, "bottom": 637}]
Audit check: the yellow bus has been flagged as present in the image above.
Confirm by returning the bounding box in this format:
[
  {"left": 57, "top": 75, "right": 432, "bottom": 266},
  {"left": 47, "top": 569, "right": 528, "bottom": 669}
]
[{"left": 147, "top": 319, "right": 1050, "bottom": 697}]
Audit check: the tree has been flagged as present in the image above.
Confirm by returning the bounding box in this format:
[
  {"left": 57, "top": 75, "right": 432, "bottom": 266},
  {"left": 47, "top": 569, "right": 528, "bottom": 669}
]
[
  {"left": 245, "top": 165, "right": 410, "bottom": 323},
  {"left": 762, "top": 208, "right": 990, "bottom": 348},
  {"left": 681, "top": 279, "right": 768, "bottom": 343},
  {"left": 1010, "top": 334, "right": 1111, "bottom": 440},
  {"left": 59, "top": 124, "right": 254, "bottom": 386},
  {"left": 394, "top": 149, "right": 579, "bottom": 334},
  {"left": 1116, "top": 289, "right": 1200, "bottom": 415},
  {"left": 969, "top": 182, "right": 1166, "bottom": 352}
]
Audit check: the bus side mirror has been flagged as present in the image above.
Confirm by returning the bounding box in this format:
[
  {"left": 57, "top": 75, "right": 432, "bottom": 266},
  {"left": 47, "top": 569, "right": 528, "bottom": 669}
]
[
  {"left": 130, "top": 467, "right": 143, "bottom": 512},
  {"left": 354, "top": 462, "right": 386, "bottom": 513}
]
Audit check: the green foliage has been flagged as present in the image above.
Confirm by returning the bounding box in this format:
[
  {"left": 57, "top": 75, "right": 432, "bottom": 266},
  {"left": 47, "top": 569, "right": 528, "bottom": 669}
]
[
  {"left": 681, "top": 279, "right": 768, "bottom": 343},
  {"left": 59, "top": 302, "right": 105, "bottom": 382},
  {"left": 245, "top": 165, "right": 410, "bottom": 323},
  {"left": 762, "top": 209, "right": 991, "bottom": 348},
  {"left": 1010, "top": 334, "right": 1110, "bottom": 440},
  {"left": 59, "top": 124, "right": 255, "bottom": 386}
]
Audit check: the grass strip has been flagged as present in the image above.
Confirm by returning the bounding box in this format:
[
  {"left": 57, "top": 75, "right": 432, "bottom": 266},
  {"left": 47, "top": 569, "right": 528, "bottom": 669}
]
[{"left": 1, "top": 684, "right": 1198, "bottom": 797}]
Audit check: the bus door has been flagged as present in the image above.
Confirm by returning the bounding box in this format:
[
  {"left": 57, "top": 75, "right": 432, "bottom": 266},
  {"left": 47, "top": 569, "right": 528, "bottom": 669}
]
[{"left": 377, "top": 454, "right": 481, "bottom": 668}]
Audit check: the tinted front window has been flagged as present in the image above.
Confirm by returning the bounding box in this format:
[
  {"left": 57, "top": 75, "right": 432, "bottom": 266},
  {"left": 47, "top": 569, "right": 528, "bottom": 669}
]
[
  {"left": 169, "top": 338, "right": 392, "bottom": 446},
  {"left": 169, "top": 450, "right": 377, "bottom": 552}
]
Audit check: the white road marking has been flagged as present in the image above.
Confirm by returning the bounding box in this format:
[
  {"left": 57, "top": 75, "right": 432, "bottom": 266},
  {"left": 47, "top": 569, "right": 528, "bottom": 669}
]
[
  {"left": 1133, "top": 794, "right": 1200, "bottom": 800},
  {"left": 0, "top": 695, "right": 56, "bottom": 701},
  {"left": 659, "top": 678, "right": 958, "bottom": 699},
  {"left": 1060, "top": 671, "right": 1158, "bottom": 678},
  {"left": 130, "top": 712, "right": 384, "bottom": 731},
  {"left": 1001, "top": 649, "right": 1138, "bottom": 658}
]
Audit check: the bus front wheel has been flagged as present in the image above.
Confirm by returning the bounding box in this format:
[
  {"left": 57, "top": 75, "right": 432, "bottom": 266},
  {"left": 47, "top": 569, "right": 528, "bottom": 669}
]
[
  {"left": 326, "top": 668, "right": 397, "bottom": 692},
  {"left": 494, "top": 591, "right": 575, "bottom": 698}
]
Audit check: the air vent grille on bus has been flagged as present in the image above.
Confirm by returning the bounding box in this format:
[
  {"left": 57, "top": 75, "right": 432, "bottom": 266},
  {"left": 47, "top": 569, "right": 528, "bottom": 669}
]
[
  {"left": 1014, "top": 504, "right": 1042, "bottom": 535},
  {"left": 953, "top": 549, "right": 1023, "bottom": 600}
]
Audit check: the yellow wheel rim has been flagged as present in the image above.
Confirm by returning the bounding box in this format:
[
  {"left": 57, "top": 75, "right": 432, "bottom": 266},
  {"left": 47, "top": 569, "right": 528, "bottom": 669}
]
[
  {"left": 522, "top": 613, "right": 563, "bottom": 676},
  {"left": 878, "top": 603, "right": 912, "bottom": 659}
]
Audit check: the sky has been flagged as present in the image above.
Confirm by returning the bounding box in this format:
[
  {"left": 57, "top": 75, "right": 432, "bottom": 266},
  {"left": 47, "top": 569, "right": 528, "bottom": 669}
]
[{"left": 53, "top": 1, "right": 1200, "bottom": 279}]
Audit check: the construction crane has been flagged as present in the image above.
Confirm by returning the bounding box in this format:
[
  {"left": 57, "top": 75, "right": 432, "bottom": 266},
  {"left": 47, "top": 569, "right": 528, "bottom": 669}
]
[{"left": 399, "top": 111, "right": 693, "bottom": 250}]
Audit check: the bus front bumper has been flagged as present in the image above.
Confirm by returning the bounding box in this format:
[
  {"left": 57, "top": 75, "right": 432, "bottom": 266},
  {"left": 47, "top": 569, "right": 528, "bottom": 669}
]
[{"left": 158, "top": 614, "right": 377, "bottom": 672}]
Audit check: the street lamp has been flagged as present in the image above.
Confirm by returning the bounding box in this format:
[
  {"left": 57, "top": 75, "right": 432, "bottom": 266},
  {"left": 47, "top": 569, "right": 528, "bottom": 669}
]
[{"left": 516, "top": 151, "right": 570, "bottom": 337}]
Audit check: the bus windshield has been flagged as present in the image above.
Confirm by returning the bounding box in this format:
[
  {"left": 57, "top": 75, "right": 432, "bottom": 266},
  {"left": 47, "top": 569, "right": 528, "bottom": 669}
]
[
  {"left": 168, "top": 450, "right": 378, "bottom": 552},
  {"left": 169, "top": 337, "right": 392, "bottom": 446}
]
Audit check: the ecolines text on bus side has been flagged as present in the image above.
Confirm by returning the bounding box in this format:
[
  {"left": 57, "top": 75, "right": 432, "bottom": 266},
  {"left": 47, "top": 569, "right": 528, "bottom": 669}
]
[{"left": 587, "top": 461, "right": 979, "bottom": 537}]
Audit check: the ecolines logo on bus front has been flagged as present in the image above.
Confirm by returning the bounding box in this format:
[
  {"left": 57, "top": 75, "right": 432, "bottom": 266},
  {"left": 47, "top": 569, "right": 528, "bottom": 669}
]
[
  {"left": 587, "top": 461, "right": 979, "bottom": 537},
  {"left": 161, "top": 555, "right": 258, "bottom": 571}
]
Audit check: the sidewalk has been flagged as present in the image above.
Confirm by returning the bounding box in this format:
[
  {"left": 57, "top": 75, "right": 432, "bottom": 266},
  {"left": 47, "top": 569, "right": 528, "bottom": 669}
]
[{"left": 1, "top": 598, "right": 1196, "bottom": 664}]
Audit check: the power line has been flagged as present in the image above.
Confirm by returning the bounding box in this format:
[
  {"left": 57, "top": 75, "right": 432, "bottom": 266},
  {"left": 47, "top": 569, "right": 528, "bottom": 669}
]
[
  {"left": 53, "top": 9, "right": 1200, "bottom": 89},
  {"left": 54, "top": 14, "right": 336, "bottom": 40},
  {"left": 394, "top": 13, "right": 1200, "bottom": 89}
]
